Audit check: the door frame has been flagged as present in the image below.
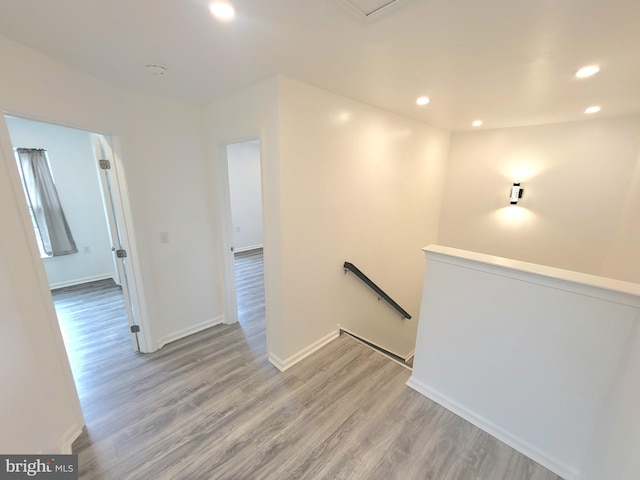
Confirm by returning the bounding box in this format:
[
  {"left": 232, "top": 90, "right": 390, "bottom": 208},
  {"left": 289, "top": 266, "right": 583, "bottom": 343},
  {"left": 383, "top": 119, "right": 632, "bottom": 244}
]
[
  {"left": 213, "top": 132, "right": 265, "bottom": 327},
  {"left": 107, "top": 134, "right": 152, "bottom": 352},
  {"left": 0, "top": 111, "right": 152, "bottom": 354},
  {"left": 92, "top": 133, "right": 148, "bottom": 351}
]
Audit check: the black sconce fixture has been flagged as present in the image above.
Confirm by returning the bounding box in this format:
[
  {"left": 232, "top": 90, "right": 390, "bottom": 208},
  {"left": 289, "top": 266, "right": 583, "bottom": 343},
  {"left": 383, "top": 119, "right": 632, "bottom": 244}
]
[{"left": 510, "top": 183, "right": 524, "bottom": 205}]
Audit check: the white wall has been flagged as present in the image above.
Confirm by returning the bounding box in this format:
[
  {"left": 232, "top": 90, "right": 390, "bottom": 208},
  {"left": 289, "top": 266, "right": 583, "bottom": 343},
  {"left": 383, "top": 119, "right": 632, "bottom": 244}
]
[
  {"left": 119, "top": 92, "right": 222, "bottom": 348},
  {"left": 580, "top": 320, "right": 640, "bottom": 480},
  {"left": 0, "top": 122, "right": 83, "bottom": 454},
  {"left": 227, "top": 140, "right": 263, "bottom": 252},
  {"left": 206, "top": 77, "right": 282, "bottom": 355},
  {"left": 0, "top": 34, "right": 224, "bottom": 350},
  {"left": 601, "top": 140, "right": 640, "bottom": 282},
  {"left": 0, "top": 34, "right": 225, "bottom": 451},
  {"left": 5, "top": 116, "right": 117, "bottom": 289},
  {"left": 409, "top": 246, "right": 640, "bottom": 480},
  {"left": 277, "top": 78, "right": 451, "bottom": 360},
  {"left": 437, "top": 116, "right": 640, "bottom": 282},
  {"left": 208, "top": 77, "right": 451, "bottom": 364}
]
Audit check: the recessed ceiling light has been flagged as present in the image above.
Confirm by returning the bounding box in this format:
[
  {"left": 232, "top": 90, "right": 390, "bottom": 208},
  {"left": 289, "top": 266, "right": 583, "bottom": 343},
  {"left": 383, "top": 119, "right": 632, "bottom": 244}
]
[
  {"left": 416, "top": 96, "right": 430, "bottom": 106},
  {"left": 472, "top": 120, "right": 483, "bottom": 127},
  {"left": 576, "top": 65, "right": 600, "bottom": 78},
  {"left": 146, "top": 64, "right": 167, "bottom": 76},
  {"left": 209, "top": 0, "right": 235, "bottom": 21},
  {"left": 585, "top": 106, "right": 601, "bottom": 114}
]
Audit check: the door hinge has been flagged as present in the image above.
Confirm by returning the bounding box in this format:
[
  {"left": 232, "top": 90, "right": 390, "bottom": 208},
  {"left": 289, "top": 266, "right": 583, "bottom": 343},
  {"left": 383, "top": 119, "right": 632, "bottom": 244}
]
[
  {"left": 99, "top": 159, "right": 111, "bottom": 170},
  {"left": 116, "top": 249, "right": 127, "bottom": 258},
  {"left": 130, "top": 325, "right": 140, "bottom": 334}
]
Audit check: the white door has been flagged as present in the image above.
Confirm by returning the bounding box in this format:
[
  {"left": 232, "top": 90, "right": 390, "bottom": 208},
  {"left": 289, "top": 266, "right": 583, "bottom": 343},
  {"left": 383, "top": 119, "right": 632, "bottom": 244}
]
[{"left": 92, "top": 134, "right": 141, "bottom": 351}]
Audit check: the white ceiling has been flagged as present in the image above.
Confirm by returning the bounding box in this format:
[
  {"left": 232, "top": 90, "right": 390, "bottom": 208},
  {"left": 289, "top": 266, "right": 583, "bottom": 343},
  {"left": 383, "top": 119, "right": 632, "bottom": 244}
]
[{"left": 0, "top": 0, "right": 638, "bottom": 131}]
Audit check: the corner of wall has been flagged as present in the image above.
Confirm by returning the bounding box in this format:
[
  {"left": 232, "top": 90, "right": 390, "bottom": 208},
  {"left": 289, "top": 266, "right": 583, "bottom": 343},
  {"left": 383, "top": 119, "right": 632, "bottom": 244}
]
[
  {"left": 59, "top": 424, "right": 84, "bottom": 454},
  {"left": 155, "top": 316, "right": 225, "bottom": 351},
  {"left": 268, "top": 329, "right": 339, "bottom": 372}
]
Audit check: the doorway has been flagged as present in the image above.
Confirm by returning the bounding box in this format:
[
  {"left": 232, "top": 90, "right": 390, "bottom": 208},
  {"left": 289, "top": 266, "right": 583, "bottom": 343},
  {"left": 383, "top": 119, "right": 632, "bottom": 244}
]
[
  {"left": 4, "top": 115, "right": 145, "bottom": 391},
  {"left": 224, "top": 140, "right": 266, "bottom": 346}
]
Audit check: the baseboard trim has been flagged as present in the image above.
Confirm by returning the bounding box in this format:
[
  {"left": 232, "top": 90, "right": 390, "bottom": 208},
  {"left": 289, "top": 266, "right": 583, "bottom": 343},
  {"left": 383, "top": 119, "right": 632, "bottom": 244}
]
[
  {"left": 268, "top": 330, "right": 340, "bottom": 372},
  {"left": 268, "top": 353, "right": 286, "bottom": 372},
  {"left": 406, "top": 376, "right": 578, "bottom": 480},
  {"left": 338, "top": 326, "right": 411, "bottom": 361},
  {"left": 49, "top": 273, "right": 115, "bottom": 290},
  {"left": 340, "top": 329, "right": 411, "bottom": 371},
  {"left": 59, "top": 424, "right": 83, "bottom": 454},
  {"left": 223, "top": 314, "right": 237, "bottom": 325},
  {"left": 156, "top": 316, "right": 224, "bottom": 350}
]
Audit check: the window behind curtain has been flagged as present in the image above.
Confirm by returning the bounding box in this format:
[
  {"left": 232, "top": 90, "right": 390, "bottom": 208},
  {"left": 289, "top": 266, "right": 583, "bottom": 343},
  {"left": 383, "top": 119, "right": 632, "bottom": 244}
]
[{"left": 15, "top": 148, "right": 78, "bottom": 257}]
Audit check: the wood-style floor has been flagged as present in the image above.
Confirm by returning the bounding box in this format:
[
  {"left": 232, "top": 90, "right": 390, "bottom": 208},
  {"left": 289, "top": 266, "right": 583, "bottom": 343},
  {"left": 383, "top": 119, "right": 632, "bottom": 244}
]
[{"left": 53, "top": 250, "right": 562, "bottom": 480}]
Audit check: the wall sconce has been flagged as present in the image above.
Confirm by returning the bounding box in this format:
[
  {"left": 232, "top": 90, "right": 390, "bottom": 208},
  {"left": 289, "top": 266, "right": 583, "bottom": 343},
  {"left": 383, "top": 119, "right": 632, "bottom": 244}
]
[{"left": 510, "top": 183, "right": 524, "bottom": 204}]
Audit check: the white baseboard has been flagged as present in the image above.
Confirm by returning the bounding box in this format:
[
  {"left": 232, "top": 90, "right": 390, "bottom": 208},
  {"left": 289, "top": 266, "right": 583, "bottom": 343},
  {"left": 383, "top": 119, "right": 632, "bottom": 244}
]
[
  {"left": 49, "top": 273, "right": 115, "bottom": 290},
  {"left": 406, "top": 376, "right": 578, "bottom": 480},
  {"left": 156, "top": 316, "right": 224, "bottom": 350},
  {"left": 223, "top": 315, "right": 237, "bottom": 325},
  {"left": 234, "top": 244, "right": 264, "bottom": 254},
  {"left": 268, "top": 353, "right": 287, "bottom": 372},
  {"left": 338, "top": 326, "right": 411, "bottom": 361},
  {"left": 339, "top": 329, "right": 411, "bottom": 371},
  {"left": 268, "top": 330, "right": 339, "bottom": 372},
  {"left": 404, "top": 349, "right": 415, "bottom": 362},
  {"left": 59, "top": 423, "right": 83, "bottom": 454}
]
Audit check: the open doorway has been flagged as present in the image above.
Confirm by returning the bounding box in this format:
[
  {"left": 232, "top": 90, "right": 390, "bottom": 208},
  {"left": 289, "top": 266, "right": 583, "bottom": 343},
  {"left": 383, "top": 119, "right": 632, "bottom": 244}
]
[
  {"left": 225, "top": 140, "right": 266, "bottom": 349},
  {"left": 4, "top": 115, "right": 144, "bottom": 396}
]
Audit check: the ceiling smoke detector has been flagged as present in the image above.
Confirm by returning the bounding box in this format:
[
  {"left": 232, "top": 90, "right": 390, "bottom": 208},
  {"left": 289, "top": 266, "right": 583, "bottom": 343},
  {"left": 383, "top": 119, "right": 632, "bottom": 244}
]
[
  {"left": 335, "top": 0, "right": 413, "bottom": 21},
  {"left": 146, "top": 64, "right": 168, "bottom": 77}
]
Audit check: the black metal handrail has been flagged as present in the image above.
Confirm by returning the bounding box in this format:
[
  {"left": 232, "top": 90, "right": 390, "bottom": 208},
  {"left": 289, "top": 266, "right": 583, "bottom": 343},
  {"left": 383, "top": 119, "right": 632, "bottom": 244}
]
[{"left": 343, "top": 262, "right": 412, "bottom": 320}]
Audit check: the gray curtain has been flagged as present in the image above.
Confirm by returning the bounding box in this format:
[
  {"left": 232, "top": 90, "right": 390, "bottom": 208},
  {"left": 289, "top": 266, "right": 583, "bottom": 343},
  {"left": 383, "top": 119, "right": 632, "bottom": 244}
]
[{"left": 17, "top": 148, "right": 78, "bottom": 256}]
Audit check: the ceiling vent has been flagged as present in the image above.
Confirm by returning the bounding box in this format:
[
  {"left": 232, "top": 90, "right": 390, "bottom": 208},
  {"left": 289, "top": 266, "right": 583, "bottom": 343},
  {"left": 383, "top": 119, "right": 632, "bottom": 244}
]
[{"left": 335, "top": 0, "right": 412, "bottom": 22}]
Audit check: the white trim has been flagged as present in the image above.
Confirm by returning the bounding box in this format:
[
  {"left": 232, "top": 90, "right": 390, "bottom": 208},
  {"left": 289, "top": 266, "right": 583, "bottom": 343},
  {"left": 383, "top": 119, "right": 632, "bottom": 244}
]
[
  {"left": 267, "top": 353, "right": 286, "bottom": 372},
  {"left": 268, "top": 330, "right": 340, "bottom": 372},
  {"left": 423, "top": 245, "right": 640, "bottom": 305},
  {"left": 406, "top": 376, "right": 578, "bottom": 480},
  {"left": 234, "top": 244, "right": 264, "bottom": 254},
  {"left": 338, "top": 326, "right": 412, "bottom": 361},
  {"left": 58, "top": 423, "right": 83, "bottom": 454},
  {"left": 215, "top": 140, "right": 240, "bottom": 326},
  {"left": 104, "top": 136, "right": 153, "bottom": 353},
  {"left": 156, "top": 316, "right": 224, "bottom": 350},
  {"left": 210, "top": 129, "right": 274, "bottom": 357},
  {"left": 340, "top": 329, "right": 411, "bottom": 371},
  {"left": 404, "top": 349, "right": 415, "bottom": 362},
  {"left": 49, "top": 273, "right": 115, "bottom": 290}
]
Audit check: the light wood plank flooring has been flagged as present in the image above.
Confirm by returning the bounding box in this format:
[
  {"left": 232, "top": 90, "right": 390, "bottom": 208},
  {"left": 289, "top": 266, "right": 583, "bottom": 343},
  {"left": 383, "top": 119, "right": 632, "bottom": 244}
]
[{"left": 52, "top": 251, "right": 562, "bottom": 479}]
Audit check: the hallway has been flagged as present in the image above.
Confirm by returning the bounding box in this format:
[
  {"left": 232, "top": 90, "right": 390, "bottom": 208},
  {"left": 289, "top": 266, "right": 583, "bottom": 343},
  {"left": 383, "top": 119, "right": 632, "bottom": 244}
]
[{"left": 59, "top": 251, "right": 560, "bottom": 479}]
